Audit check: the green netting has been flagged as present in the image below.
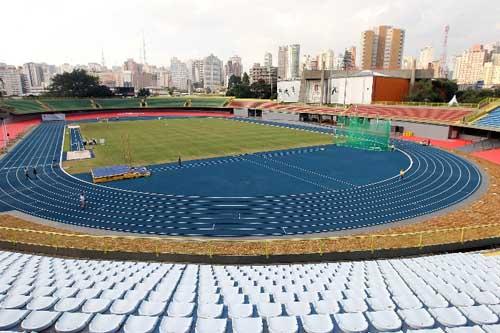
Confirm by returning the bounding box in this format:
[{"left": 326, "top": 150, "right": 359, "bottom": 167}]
[{"left": 336, "top": 116, "right": 391, "bottom": 151}]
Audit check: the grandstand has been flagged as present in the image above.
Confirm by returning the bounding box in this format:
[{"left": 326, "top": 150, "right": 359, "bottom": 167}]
[
  {"left": 474, "top": 107, "right": 500, "bottom": 129},
  {"left": 0, "top": 99, "right": 46, "bottom": 114},
  {"left": 41, "top": 99, "right": 94, "bottom": 111},
  {"left": 0, "top": 250, "right": 499, "bottom": 332},
  {"left": 94, "top": 98, "right": 141, "bottom": 109}
]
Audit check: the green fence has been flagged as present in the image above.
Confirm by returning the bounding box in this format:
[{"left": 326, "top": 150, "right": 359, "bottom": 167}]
[{"left": 336, "top": 116, "right": 391, "bottom": 151}]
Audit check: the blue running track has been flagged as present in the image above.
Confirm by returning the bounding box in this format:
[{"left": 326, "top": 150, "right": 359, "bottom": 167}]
[{"left": 0, "top": 119, "right": 482, "bottom": 237}]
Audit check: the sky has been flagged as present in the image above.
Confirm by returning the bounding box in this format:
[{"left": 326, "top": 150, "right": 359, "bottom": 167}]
[{"left": 2, "top": 0, "right": 499, "bottom": 69}]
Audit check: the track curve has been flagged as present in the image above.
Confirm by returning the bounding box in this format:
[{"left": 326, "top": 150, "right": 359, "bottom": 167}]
[{"left": 0, "top": 119, "right": 482, "bottom": 237}]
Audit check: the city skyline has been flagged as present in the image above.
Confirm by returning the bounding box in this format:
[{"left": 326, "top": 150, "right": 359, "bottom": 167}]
[{"left": 2, "top": 0, "right": 499, "bottom": 68}]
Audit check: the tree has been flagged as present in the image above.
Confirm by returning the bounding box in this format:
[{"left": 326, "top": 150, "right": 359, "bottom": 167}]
[
  {"left": 46, "top": 69, "right": 112, "bottom": 97},
  {"left": 456, "top": 88, "right": 500, "bottom": 103},
  {"left": 242, "top": 72, "right": 250, "bottom": 85},
  {"left": 406, "top": 79, "right": 458, "bottom": 103},
  {"left": 137, "top": 88, "right": 150, "bottom": 97},
  {"left": 227, "top": 75, "right": 242, "bottom": 89}
]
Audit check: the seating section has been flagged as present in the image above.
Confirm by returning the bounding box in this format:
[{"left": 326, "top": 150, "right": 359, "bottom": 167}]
[
  {"left": 95, "top": 98, "right": 141, "bottom": 109},
  {"left": 474, "top": 107, "right": 500, "bottom": 129},
  {"left": 0, "top": 251, "right": 499, "bottom": 332},
  {"left": 0, "top": 99, "right": 46, "bottom": 114},
  {"left": 41, "top": 99, "right": 94, "bottom": 111}
]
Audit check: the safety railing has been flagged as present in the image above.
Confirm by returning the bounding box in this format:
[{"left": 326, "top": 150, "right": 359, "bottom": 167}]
[
  {"left": 464, "top": 98, "right": 500, "bottom": 123},
  {"left": 0, "top": 223, "right": 498, "bottom": 257},
  {"left": 373, "top": 101, "right": 479, "bottom": 109}
]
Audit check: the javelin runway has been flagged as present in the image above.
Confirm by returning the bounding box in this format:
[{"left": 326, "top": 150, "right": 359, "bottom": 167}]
[{"left": 0, "top": 120, "right": 482, "bottom": 237}]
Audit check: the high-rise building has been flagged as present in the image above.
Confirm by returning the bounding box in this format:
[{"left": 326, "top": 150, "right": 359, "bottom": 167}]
[
  {"left": 483, "top": 53, "right": 500, "bottom": 87},
  {"left": 278, "top": 46, "right": 288, "bottom": 79},
  {"left": 360, "top": 25, "right": 405, "bottom": 70},
  {"left": 287, "top": 44, "right": 300, "bottom": 79},
  {"left": 318, "top": 50, "right": 335, "bottom": 70},
  {"left": 224, "top": 55, "right": 242, "bottom": 87},
  {"left": 418, "top": 46, "right": 434, "bottom": 69},
  {"left": 402, "top": 56, "right": 416, "bottom": 70},
  {"left": 347, "top": 46, "right": 357, "bottom": 69},
  {"left": 170, "top": 57, "right": 190, "bottom": 91},
  {"left": 0, "top": 64, "right": 24, "bottom": 96},
  {"left": 22, "top": 62, "right": 44, "bottom": 91},
  {"left": 188, "top": 59, "right": 204, "bottom": 85},
  {"left": 249, "top": 63, "right": 277, "bottom": 86},
  {"left": 453, "top": 45, "right": 488, "bottom": 84},
  {"left": 264, "top": 52, "right": 273, "bottom": 67},
  {"left": 203, "top": 54, "right": 223, "bottom": 91}
]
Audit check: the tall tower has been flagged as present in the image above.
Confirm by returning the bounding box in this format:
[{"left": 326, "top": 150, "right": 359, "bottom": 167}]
[
  {"left": 101, "top": 49, "right": 106, "bottom": 68},
  {"left": 439, "top": 25, "right": 450, "bottom": 78},
  {"left": 141, "top": 31, "right": 147, "bottom": 65}
]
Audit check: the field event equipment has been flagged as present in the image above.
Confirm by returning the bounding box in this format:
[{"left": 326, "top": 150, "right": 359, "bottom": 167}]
[
  {"left": 336, "top": 116, "right": 391, "bottom": 151},
  {"left": 91, "top": 165, "right": 151, "bottom": 183}
]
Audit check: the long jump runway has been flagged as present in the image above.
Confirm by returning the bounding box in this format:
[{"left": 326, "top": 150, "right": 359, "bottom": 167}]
[{"left": 0, "top": 120, "right": 482, "bottom": 237}]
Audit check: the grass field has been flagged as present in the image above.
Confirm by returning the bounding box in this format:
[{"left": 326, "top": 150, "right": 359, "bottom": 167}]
[{"left": 63, "top": 118, "right": 333, "bottom": 174}]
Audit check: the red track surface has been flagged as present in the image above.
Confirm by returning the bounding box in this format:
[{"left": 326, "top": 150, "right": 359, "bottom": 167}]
[
  {"left": 65, "top": 110, "right": 233, "bottom": 121},
  {"left": 0, "top": 118, "right": 41, "bottom": 148},
  {"left": 472, "top": 149, "right": 500, "bottom": 165},
  {"left": 398, "top": 135, "right": 472, "bottom": 149}
]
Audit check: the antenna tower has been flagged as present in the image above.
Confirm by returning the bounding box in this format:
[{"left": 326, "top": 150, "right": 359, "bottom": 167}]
[{"left": 439, "top": 25, "right": 450, "bottom": 78}]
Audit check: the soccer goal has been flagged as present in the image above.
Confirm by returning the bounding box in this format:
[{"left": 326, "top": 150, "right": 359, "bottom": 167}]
[{"left": 336, "top": 116, "right": 391, "bottom": 151}]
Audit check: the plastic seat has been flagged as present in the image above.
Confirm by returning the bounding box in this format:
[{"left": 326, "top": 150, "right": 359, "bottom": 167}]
[
  {"left": 159, "top": 316, "right": 192, "bottom": 333},
  {"left": 257, "top": 302, "right": 282, "bottom": 318},
  {"left": 472, "top": 291, "right": 500, "bottom": 305},
  {"left": 32, "top": 286, "right": 56, "bottom": 297},
  {"left": 267, "top": 316, "right": 298, "bottom": 333},
  {"left": 483, "top": 324, "right": 500, "bottom": 333},
  {"left": 110, "top": 298, "right": 139, "bottom": 315},
  {"left": 82, "top": 298, "right": 112, "bottom": 314},
  {"left": 138, "top": 300, "right": 167, "bottom": 316},
  {"left": 229, "top": 303, "right": 253, "bottom": 318},
  {"left": 123, "top": 315, "right": 159, "bottom": 333},
  {"left": 54, "top": 287, "right": 79, "bottom": 298},
  {"left": 198, "top": 293, "right": 220, "bottom": 304},
  {"left": 430, "top": 307, "right": 467, "bottom": 327},
  {"left": 195, "top": 317, "right": 227, "bottom": 333},
  {"left": 273, "top": 292, "right": 295, "bottom": 304},
  {"left": 366, "top": 297, "right": 396, "bottom": 311},
  {"left": 248, "top": 292, "right": 271, "bottom": 304},
  {"left": 285, "top": 301, "right": 311, "bottom": 316},
  {"left": 55, "top": 312, "right": 93, "bottom": 333},
  {"left": 313, "top": 299, "right": 339, "bottom": 315},
  {"left": 334, "top": 312, "right": 369, "bottom": 333},
  {"left": 301, "top": 314, "right": 334, "bottom": 333},
  {"left": 444, "top": 326, "right": 486, "bottom": 333},
  {"left": 232, "top": 317, "right": 263, "bottom": 333},
  {"left": 54, "top": 297, "right": 85, "bottom": 312},
  {"left": 320, "top": 290, "right": 344, "bottom": 301},
  {"left": 174, "top": 291, "right": 196, "bottom": 303},
  {"left": 100, "top": 289, "right": 126, "bottom": 301},
  {"left": 393, "top": 294, "right": 423, "bottom": 310},
  {"left": 366, "top": 310, "right": 402, "bottom": 331},
  {"left": 419, "top": 292, "right": 449, "bottom": 308},
  {"left": 1, "top": 295, "right": 32, "bottom": 309},
  {"left": 89, "top": 314, "right": 126, "bottom": 333},
  {"left": 0, "top": 309, "right": 29, "bottom": 330},
  {"left": 459, "top": 305, "right": 499, "bottom": 325},
  {"left": 407, "top": 329, "right": 444, "bottom": 333},
  {"left": 224, "top": 293, "right": 245, "bottom": 304},
  {"left": 26, "top": 296, "right": 58, "bottom": 310},
  {"left": 340, "top": 298, "right": 367, "bottom": 313},
  {"left": 21, "top": 310, "right": 61, "bottom": 331},
  {"left": 198, "top": 303, "right": 223, "bottom": 318},
  {"left": 398, "top": 308, "right": 435, "bottom": 329},
  {"left": 167, "top": 301, "right": 195, "bottom": 317},
  {"left": 446, "top": 292, "right": 475, "bottom": 307}
]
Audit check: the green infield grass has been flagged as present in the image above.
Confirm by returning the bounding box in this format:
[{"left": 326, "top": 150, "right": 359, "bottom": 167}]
[{"left": 63, "top": 118, "right": 333, "bottom": 174}]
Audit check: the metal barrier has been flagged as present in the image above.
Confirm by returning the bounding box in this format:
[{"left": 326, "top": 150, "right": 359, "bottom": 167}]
[{"left": 0, "top": 223, "right": 498, "bottom": 257}]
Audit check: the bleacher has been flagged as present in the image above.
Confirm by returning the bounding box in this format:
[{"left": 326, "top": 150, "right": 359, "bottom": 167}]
[
  {"left": 474, "top": 107, "right": 500, "bottom": 129},
  {"left": 0, "top": 250, "right": 499, "bottom": 332},
  {"left": 347, "top": 105, "right": 473, "bottom": 123},
  {"left": 145, "top": 97, "right": 189, "bottom": 107},
  {"left": 41, "top": 99, "right": 94, "bottom": 111},
  {"left": 0, "top": 99, "right": 46, "bottom": 114},
  {"left": 190, "top": 97, "right": 228, "bottom": 107},
  {"left": 94, "top": 98, "right": 141, "bottom": 109}
]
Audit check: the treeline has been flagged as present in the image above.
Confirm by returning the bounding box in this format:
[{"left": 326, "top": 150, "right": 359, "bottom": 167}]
[
  {"left": 225, "top": 74, "right": 277, "bottom": 99},
  {"left": 407, "top": 79, "right": 500, "bottom": 104}
]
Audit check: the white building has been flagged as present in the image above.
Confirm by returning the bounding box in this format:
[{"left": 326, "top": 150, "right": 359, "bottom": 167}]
[
  {"left": 224, "top": 55, "right": 243, "bottom": 87},
  {"left": 402, "top": 56, "right": 416, "bottom": 70},
  {"left": 22, "top": 62, "right": 45, "bottom": 92},
  {"left": 0, "top": 64, "right": 24, "bottom": 96},
  {"left": 318, "top": 50, "right": 335, "bottom": 70},
  {"left": 264, "top": 52, "right": 273, "bottom": 67},
  {"left": 453, "top": 45, "right": 487, "bottom": 84},
  {"left": 203, "top": 54, "right": 223, "bottom": 91},
  {"left": 418, "top": 46, "right": 434, "bottom": 69},
  {"left": 170, "top": 57, "right": 190, "bottom": 91},
  {"left": 287, "top": 44, "right": 300, "bottom": 79}
]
